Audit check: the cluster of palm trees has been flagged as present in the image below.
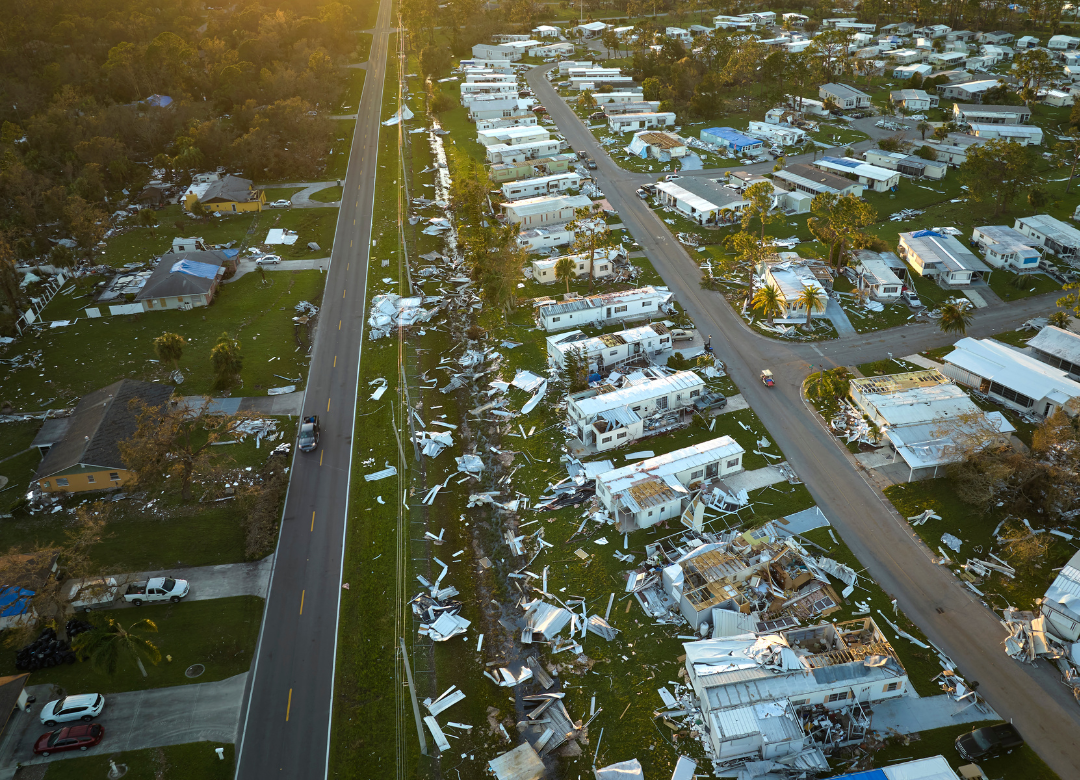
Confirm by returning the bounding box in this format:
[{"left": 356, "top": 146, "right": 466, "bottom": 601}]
[{"left": 750, "top": 280, "right": 826, "bottom": 330}]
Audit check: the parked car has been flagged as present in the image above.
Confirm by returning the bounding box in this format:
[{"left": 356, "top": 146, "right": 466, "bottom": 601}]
[
  {"left": 256, "top": 254, "right": 282, "bottom": 265},
  {"left": 588, "top": 112, "right": 605, "bottom": 123},
  {"left": 298, "top": 415, "right": 321, "bottom": 452},
  {"left": 34, "top": 723, "right": 104, "bottom": 756},
  {"left": 663, "top": 174, "right": 681, "bottom": 182},
  {"left": 124, "top": 577, "right": 189, "bottom": 606},
  {"left": 67, "top": 577, "right": 120, "bottom": 612},
  {"left": 669, "top": 328, "right": 694, "bottom": 342},
  {"left": 693, "top": 392, "right": 728, "bottom": 413},
  {"left": 636, "top": 188, "right": 649, "bottom": 199},
  {"left": 270, "top": 199, "right": 291, "bottom": 208},
  {"left": 955, "top": 723, "right": 1023, "bottom": 761},
  {"left": 40, "top": 694, "right": 105, "bottom": 726}
]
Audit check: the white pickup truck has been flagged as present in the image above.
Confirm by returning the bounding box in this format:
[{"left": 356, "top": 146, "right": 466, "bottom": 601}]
[
  {"left": 68, "top": 577, "right": 121, "bottom": 612},
  {"left": 123, "top": 577, "right": 190, "bottom": 606}
]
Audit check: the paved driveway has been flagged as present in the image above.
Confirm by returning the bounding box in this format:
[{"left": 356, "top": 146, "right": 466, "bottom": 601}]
[
  {"left": 66, "top": 558, "right": 273, "bottom": 612},
  {"left": 0, "top": 673, "right": 246, "bottom": 772}
]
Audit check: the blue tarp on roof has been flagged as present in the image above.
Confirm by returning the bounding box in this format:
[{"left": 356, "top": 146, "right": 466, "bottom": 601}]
[
  {"left": 821, "top": 156, "right": 861, "bottom": 169},
  {"left": 0, "top": 587, "right": 34, "bottom": 618},
  {"left": 145, "top": 95, "right": 173, "bottom": 108},
  {"left": 701, "top": 127, "right": 763, "bottom": 152},
  {"left": 170, "top": 259, "right": 220, "bottom": 279},
  {"left": 221, "top": 248, "right": 239, "bottom": 258},
  {"left": 911, "top": 229, "right": 943, "bottom": 238}
]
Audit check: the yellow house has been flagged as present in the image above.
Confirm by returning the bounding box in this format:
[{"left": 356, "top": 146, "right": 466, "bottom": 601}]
[
  {"left": 182, "top": 172, "right": 264, "bottom": 213},
  {"left": 34, "top": 380, "right": 174, "bottom": 494}
]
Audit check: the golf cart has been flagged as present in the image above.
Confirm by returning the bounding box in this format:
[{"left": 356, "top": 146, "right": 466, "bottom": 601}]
[{"left": 761, "top": 370, "right": 775, "bottom": 388}]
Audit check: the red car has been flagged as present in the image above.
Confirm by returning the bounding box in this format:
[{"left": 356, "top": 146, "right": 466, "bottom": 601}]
[{"left": 34, "top": 723, "right": 104, "bottom": 756}]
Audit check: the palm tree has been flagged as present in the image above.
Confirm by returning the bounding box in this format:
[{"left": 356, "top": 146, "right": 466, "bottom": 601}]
[
  {"left": 72, "top": 616, "right": 161, "bottom": 678},
  {"left": 795, "top": 286, "right": 826, "bottom": 330},
  {"left": 751, "top": 283, "right": 784, "bottom": 326},
  {"left": 554, "top": 256, "right": 575, "bottom": 294},
  {"left": 579, "top": 89, "right": 597, "bottom": 110},
  {"left": 1048, "top": 311, "right": 1071, "bottom": 329},
  {"left": 938, "top": 302, "right": 974, "bottom": 336},
  {"left": 917, "top": 121, "right": 931, "bottom": 141},
  {"left": 137, "top": 208, "right": 158, "bottom": 237}
]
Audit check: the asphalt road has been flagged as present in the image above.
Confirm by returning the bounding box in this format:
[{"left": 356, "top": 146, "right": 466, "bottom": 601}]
[
  {"left": 527, "top": 64, "right": 1080, "bottom": 776},
  {"left": 233, "top": 0, "right": 393, "bottom": 777}
]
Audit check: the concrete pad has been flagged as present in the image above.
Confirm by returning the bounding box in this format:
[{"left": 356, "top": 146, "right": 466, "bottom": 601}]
[
  {"left": 707, "top": 393, "right": 747, "bottom": 415},
  {"left": 177, "top": 396, "right": 243, "bottom": 416},
  {"left": 237, "top": 392, "right": 304, "bottom": 415},
  {"left": 0, "top": 674, "right": 247, "bottom": 770},
  {"left": 825, "top": 297, "right": 858, "bottom": 336},
  {"left": 870, "top": 693, "right": 998, "bottom": 736},
  {"left": 963, "top": 289, "right": 988, "bottom": 308},
  {"left": 854, "top": 447, "right": 899, "bottom": 470},
  {"left": 902, "top": 353, "right": 944, "bottom": 370},
  {"left": 722, "top": 464, "right": 787, "bottom": 492}
]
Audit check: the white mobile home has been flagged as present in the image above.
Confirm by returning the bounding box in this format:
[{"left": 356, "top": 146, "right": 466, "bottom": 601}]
[
  {"left": 485, "top": 139, "right": 563, "bottom": 164},
  {"left": 608, "top": 112, "right": 676, "bottom": 132},
  {"left": 941, "top": 337, "right": 1080, "bottom": 418},
  {"left": 476, "top": 125, "right": 548, "bottom": 147},
  {"left": 898, "top": 230, "right": 990, "bottom": 286},
  {"left": 971, "top": 225, "right": 1042, "bottom": 271},
  {"left": 534, "top": 286, "right": 673, "bottom": 332},
  {"left": 850, "top": 250, "right": 905, "bottom": 301},
  {"left": 546, "top": 322, "right": 671, "bottom": 373},
  {"left": 818, "top": 83, "right": 872, "bottom": 109},
  {"left": 654, "top": 179, "right": 748, "bottom": 226},
  {"left": 968, "top": 124, "right": 1043, "bottom": 145},
  {"left": 471, "top": 43, "right": 522, "bottom": 61},
  {"left": 501, "top": 172, "right": 581, "bottom": 201},
  {"left": 501, "top": 193, "right": 592, "bottom": 227},
  {"left": 813, "top": 157, "right": 900, "bottom": 192},
  {"left": 863, "top": 150, "right": 947, "bottom": 180},
  {"left": 1014, "top": 214, "right": 1080, "bottom": 260},
  {"left": 530, "top": 247, "right": 622, "bottom": 285},
  {"left": 595, "top": 437, "right": 745, "bottom": 530},
  {"left": 567, "top": 371, "right": 705, "bottom": 452}
]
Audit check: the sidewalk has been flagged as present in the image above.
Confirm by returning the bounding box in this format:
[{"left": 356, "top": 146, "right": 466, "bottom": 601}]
[{"left": 871, "top": 692, "right": 998, "bottom": 735}]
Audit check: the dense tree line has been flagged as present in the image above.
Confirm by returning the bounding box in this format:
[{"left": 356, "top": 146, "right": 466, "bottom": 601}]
[{"left": 0, "top": 0, "right": 356, "bottom": 264}]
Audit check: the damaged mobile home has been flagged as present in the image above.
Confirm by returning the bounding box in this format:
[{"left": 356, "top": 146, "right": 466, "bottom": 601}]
[{"left": 533, "top": 286, "right": 674, "bottom": 332}]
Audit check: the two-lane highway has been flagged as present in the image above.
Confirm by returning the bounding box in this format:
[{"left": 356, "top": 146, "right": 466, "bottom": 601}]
[
  {"left": 527, "top": 64, "right": 1080, "bottom": 777},
  {"left": 234, "top": 0, "right": 392, "bottom": 776}
]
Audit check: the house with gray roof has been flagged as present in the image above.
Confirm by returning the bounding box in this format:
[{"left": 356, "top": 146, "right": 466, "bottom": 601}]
[
  {"left": 136, "top": 250, "right": 236, "bottom": 311},
  {"left": 35, "top": 380, "right": 174, "bottom": 494}
]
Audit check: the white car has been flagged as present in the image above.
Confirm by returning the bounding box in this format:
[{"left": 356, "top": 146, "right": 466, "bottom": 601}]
[
  {"left": 256, "top": 255, "right": 282, "bottom": 265},
  {"left": 270, "top": 199, "right": 291, "bottom": 208},
  {"left": 40, "top": 694, "right": 105, "bottom": 726}
]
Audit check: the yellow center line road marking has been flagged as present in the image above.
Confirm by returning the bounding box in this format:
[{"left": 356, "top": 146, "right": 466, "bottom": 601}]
[
  {"left": 286, "top": 689, "right": 292, "bottom": 721},
  {"left": 300, "top": 590, "right": 305, "bottom": 615},
  {"left": 311, "top": 511, "right": 315, "bottom": 531},
  {"left": 319, "top": 450, "right": 324, "bottom": 466},
  {"left": 350, "top": 239, "right": 353, "bottom": 247},
  {"left": 327, "top": 397, "right": 331, "bottom": 412},
  {"left": 343, "top": 289, "right": 346, "bottom": 298},
  {"left": 338, "top": 320, "right": 342, "bottom": 330},
  {"left": 334, "top": 356, "right": 337, "bottom": 367}
]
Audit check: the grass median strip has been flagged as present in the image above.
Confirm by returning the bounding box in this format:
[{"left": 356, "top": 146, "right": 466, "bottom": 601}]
[{"left": 42, "top": 742, "right": 234, "bottom": 779}]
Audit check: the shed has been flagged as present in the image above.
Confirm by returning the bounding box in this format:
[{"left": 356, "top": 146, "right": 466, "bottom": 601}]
[{"left": 489, "top": 742, "right": 546, "bottom": 780}]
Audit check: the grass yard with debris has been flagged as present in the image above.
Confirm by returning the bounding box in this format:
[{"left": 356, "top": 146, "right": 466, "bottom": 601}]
[
  {"left": 987, "top": 270, "right": 1062, "bottom": 302},
  {"left": 0, "top": 597, "right": 262, "bottom": 694},
  {"left": 885, "top": 479, "right": 1073, "bottom": 613},
  {"left": 6, "top": 272, "right": 325, "bottom": 409},
  {"left": 869, "top": 720, "right": 1058, "bottom": 779},
  {"left": 43, "top": 743, "right": 234, "bottom": 780}
]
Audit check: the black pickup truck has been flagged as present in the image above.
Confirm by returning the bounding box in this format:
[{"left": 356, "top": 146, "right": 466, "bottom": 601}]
[{"left": 955, "top": 723, "right": 1023, "bottom": 760}]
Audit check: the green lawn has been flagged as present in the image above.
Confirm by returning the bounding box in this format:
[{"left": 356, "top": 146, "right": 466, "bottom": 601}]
[
  {"left": 353, "top": 32, "right": 372, "bottom": 63},
  {"left": 869, "top": 720, "right": 1058, "bottom": 780},
  {"left": 0, "top": 449, "right": 40, "bottom": 512},
  {"left": 856, "top": 358, "right": 923, "bottom": 376},
  {"left": 841, "top": 299, "right": 917, "bottom": 334},
  {"left": 991, "top": 328, "right": 1034, "bottom": 349},
  {"left": 987, "top": 270, "right": 1062, "bottom": 302},
  {"left": 885, "top": 479, "right": 1073, "bottom": 611},
  {"left": 7, "top": 271, "right": 326, "bottom": 409},
  {"left": 908, "top": 273, "right": 952, "bottom": 307},
  {"left": 0, "top": 420, "right": 41, "bottom": 461},
  {"left": 0, "top": 597, "right": 262, "bottom": 694},
  {"left": 336, "top": 70, "right": 366, "bottom": 114},
  {"left": 308, "top": 185, "right": 343, "bottom": 203},
  {"left": 260, "top": 187, "right": 304, "bottom": 203},
  {"left": 43, "top": 742, "right": 234, "bottom": 780},
  {"left": 261, "top": 207, "right": 338, "bottom": 257},
  {"left": 324, "top": 119, "right": 358, "bottom": 179},
  {"left": 99, "top": 207, "right": 261, "bottom": 268}
]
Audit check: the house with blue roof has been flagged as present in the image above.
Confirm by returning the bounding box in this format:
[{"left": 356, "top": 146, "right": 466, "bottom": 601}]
[
  {"left": 700, "top": 127, "right": 764, "bottom": 155},
  {"left": 0, "top": 587, "right": 35, "bottom": 630},
  {"left": 136, "top": 250, "right": 238, "bottom": 311}
]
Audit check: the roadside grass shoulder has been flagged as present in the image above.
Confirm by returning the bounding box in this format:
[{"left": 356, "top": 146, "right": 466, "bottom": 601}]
[
  {"left": 42, "top": 742, "right": 234, "bottom": 780},
  {"left": 308, "top": 185, "right": 344, "bottom": 203},
  {"left": 884, "top": 479, "right": 1072, "bottom": 613},
  {"left": 325, "top": 119, "right": 359, "bottom": 179},
  {"left": 354, "top": 32, "right": 373, "bottom": 63},
  {"left": 9, "top": 272, "right": 325, "bottom": 408},
  {"left": 263, "top": 207, "right": 339, "bottom": 257},
  {"left": 337, "top": 70, "right": 366, "bottom": 114},
  {"left": 868, "top": 720, "right": 1059, "bottom": 780},
  {"left": 0, "top": 596, "right": 263, "bottom": 694}
]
